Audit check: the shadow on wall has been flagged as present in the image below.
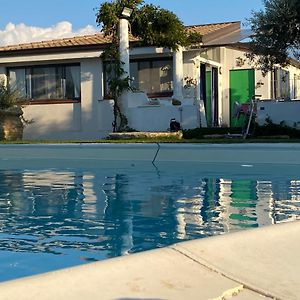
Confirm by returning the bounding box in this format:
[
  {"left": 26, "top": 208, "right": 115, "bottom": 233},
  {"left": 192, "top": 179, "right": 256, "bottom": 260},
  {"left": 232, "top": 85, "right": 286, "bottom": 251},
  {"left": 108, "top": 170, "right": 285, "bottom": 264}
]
[
  {"left": 23, "top": 101, "right": 114, "bottom": 140},
  {"left": 128, "top": 105, "right": 199, "bottom": 132}
]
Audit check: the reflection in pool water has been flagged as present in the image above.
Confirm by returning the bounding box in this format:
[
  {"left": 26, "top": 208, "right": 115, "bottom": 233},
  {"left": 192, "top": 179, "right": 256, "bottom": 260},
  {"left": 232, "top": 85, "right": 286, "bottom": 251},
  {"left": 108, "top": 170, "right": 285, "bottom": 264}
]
[{"left": 0, "top": 163, "right": 299, "bottom": 281}]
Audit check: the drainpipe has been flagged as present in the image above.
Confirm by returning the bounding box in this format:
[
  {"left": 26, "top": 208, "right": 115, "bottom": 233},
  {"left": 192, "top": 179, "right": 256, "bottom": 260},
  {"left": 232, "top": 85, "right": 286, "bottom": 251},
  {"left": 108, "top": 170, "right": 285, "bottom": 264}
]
[{"left": 173, "top": 46, "right": 184, "bottom": 102}]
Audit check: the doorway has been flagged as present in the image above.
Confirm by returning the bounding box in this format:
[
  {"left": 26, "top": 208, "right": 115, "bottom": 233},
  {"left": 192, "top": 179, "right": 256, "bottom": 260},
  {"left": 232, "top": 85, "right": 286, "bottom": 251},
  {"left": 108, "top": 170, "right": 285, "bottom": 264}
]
[
  {"left": 200, "top": 64, "right": 219, "bottom": 127},
  {"left": 229, "top": 69, "right": 255, "bottom": 127}
]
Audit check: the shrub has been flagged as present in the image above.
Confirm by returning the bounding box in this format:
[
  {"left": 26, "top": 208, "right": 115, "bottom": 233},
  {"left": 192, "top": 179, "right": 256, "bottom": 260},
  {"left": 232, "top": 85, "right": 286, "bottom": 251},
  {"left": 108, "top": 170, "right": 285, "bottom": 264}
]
[
  {"left": 253, "top": 118, "right": 300, "bottom": 138},
  {"left": 0, "top": 81, "right": 21, "bottom": 110}
]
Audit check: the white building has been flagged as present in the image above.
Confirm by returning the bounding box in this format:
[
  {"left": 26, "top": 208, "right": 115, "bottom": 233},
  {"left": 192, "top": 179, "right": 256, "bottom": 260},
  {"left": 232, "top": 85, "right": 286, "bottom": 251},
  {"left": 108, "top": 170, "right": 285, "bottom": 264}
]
[{"left": 0, "top": 21, "right": 299, "bottom": 140}]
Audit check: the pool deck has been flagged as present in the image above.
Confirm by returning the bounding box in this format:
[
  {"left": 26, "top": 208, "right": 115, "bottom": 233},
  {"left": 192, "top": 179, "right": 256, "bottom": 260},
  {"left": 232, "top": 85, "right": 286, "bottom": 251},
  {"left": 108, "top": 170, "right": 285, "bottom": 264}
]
[{"left": 0, "top": 220, "right": 299, "bottom": 300}]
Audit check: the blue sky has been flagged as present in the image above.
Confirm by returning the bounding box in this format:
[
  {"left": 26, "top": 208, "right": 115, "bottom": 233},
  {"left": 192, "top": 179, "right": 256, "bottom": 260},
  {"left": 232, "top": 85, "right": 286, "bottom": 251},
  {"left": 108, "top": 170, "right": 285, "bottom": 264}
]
[{"left": 0, "top": 0, "right": 264, "bottom": 46}]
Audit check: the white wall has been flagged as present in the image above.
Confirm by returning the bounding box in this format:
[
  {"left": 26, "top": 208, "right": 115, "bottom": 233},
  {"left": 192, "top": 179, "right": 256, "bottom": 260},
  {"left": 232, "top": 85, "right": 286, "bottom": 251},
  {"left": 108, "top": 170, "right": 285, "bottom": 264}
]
[
  {"left": 79, "top": 58, "right": 113, "bottom": 138},
  {"left": 23, "top": 103, "right": 81, "bottom": 139},
  {"left": 220, "top": 47, "right": 230, "bottom": 126},
  {"left": 183, "top": 51, "right": 195, "bottom": 79},
  {"left": 256, "top": 100, "right": 300, "bottom": 128},
  {"left": 128, "top": 104, "right": 199, "bottom": 132}
]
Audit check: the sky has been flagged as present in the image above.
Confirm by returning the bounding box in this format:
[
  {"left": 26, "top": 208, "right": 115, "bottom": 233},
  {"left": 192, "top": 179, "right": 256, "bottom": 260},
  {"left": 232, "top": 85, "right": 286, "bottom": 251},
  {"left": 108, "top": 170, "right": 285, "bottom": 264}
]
[{"left": 0, "top": 0, "right": 265, "bottom": 46}]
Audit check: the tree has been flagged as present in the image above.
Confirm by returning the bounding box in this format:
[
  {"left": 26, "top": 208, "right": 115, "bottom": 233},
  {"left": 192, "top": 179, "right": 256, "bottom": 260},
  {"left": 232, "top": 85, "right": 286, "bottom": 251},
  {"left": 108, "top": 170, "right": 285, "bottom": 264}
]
[
  {"left": 96, "top": 0, "right": 201, "bottom": 132},
  {"left": 249, "top": 0, "right": 300, "bottom": 73}
]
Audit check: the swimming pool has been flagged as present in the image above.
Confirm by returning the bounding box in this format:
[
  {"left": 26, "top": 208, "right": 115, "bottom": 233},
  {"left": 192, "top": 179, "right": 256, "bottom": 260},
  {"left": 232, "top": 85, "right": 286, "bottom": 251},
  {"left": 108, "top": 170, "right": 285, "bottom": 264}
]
[{"left": 0, "top": 144, "right": 299, "bottom": 282}]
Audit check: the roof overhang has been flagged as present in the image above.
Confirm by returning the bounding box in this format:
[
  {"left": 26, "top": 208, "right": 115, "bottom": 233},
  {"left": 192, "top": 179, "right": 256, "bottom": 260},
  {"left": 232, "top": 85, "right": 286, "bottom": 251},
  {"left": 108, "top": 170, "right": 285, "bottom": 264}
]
[{"left": 0, "top": 49, "right": 104, "bottom": 65}]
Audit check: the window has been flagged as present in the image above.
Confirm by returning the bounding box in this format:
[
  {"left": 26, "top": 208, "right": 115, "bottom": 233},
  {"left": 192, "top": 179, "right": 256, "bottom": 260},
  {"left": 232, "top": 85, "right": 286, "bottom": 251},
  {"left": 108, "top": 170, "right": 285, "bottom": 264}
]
[
  {"left": 103, "top": 58, "right": 173, "bottom": 98},
  {"left": 271, "top": 67, "right": 290, "bottom": 99},
  {"left": 130, "top": 59, "right": 173, "bottom": 97},
  {"left": 8, "top": 64, "right": 81, "bottom": 102},
  {"left": 293, "top": 74, "right": 300, "bottom": 99}
]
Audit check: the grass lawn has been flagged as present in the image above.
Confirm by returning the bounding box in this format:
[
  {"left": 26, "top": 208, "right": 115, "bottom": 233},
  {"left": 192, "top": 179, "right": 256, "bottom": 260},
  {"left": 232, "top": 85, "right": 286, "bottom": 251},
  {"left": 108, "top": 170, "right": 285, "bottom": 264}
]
[{"left": 1, "top": 137, "right": 300, "bottom": 144}]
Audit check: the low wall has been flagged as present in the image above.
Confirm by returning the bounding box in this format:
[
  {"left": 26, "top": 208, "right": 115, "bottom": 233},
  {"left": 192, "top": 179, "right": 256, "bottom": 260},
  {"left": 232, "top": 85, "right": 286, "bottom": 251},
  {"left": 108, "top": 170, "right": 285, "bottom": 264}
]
[
  {"left": 23, "top": 101, "right": 114, "bottom": 140},
  {"left": 127, "top": 105, "right": 199, "bottom": 131},
  {"left": 256, "top": 100, "right": 300, "bottom": 128},
  {"left": 125, "top": 91, "right": 200, "bottom": 132}
]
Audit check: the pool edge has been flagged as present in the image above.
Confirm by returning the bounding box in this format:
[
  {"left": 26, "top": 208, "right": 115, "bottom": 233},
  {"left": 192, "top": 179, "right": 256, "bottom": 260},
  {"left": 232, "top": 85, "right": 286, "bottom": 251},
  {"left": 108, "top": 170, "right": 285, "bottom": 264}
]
[
  {"left": 0, "top": 143, "right": 300, "bottom": 164},
  {"left": 0, "top": 221, "right": 299, "bottom": 300}
]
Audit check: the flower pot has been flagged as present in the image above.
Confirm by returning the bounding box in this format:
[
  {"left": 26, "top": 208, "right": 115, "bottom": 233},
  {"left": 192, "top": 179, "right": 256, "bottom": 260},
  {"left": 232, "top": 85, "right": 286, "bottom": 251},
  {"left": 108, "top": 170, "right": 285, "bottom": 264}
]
[
  {"left": 183, "top": 86, "right": 196, "bottom": 98},
  {"left": 0, "top": 107, "right": 24, "bottom": 141},
  {"left": 172, "top": 98, "right": 182, "bottom": 106}
]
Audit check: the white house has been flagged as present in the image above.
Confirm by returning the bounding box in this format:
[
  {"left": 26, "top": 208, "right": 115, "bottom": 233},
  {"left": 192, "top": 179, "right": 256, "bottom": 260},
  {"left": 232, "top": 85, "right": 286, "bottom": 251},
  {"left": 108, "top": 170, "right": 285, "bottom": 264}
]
[{"left": 0, "top": 21, "right": 299, "bottom": 140}]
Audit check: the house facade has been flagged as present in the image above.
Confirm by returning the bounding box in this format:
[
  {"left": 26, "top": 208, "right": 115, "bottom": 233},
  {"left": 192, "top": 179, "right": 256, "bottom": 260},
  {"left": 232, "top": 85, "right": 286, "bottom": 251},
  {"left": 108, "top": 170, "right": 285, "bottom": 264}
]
[{"left": 0, "top": 21, "right": 299, "bottom": 140}]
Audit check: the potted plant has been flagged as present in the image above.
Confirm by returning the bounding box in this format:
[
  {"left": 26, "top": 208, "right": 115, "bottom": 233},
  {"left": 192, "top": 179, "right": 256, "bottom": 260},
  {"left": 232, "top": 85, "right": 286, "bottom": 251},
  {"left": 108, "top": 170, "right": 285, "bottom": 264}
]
[
  {"left": 183, "top": 76, "right": 197, "bottom": 98},
  {"left": 0, "top": 81, "right": 25, "bottom": 141}
]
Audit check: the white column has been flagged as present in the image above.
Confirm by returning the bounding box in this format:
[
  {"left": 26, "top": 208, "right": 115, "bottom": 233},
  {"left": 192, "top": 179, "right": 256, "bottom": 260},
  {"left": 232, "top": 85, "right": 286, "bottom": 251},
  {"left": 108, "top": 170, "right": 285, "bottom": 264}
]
[
  {"left": 119, "top": 18, "right": 130, "bottom": 79},
  {"left": 194, "top": 62, "right": 201, "bottom": 102},
  {"left": 193, "top": 58, "right": 207, "bottom": 127},
  {"left": 173, "top": 46, "right": 184, "bottom": 101},
  {"left": 118, "top": 18, "right": 131, "bottom": 117}
]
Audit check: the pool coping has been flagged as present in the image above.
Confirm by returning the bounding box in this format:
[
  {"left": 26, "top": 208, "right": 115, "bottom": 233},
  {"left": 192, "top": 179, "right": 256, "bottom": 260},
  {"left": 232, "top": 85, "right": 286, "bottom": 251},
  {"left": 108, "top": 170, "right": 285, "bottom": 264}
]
[
  {"left": 0, "top": 221, "right": 299, "bottom": 300},
  {"left": 0, "top": 143, "right": 300, "bottom": 164}
]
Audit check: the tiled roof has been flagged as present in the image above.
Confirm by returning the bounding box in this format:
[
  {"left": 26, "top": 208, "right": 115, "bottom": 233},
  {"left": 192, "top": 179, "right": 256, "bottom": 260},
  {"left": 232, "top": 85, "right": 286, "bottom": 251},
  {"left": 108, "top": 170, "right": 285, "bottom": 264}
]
[
  {"left": 0, "top": 34, "right": 112, "bottom": 52},
  {"left": 187, "top": 21, "right": 241, "bottom": 45},
  {"left": 186, "top": 21, "right": 239, "bottom": 35},
  {"left": 0, "top": 21, "right": 240, "bottom": 53}
]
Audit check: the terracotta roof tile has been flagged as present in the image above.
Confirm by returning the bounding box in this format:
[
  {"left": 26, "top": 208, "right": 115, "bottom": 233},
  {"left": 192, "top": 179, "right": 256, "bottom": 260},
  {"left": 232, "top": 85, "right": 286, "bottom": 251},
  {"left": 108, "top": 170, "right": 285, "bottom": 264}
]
[
  {"left": 0, "top": 33, "right": 112, "bottom": 53},
  {"left": 0, "top": 21, "right": 240, "bottom": 53},
  {"left": 186, "top": 21, "right": 239, "bottom": 35}
]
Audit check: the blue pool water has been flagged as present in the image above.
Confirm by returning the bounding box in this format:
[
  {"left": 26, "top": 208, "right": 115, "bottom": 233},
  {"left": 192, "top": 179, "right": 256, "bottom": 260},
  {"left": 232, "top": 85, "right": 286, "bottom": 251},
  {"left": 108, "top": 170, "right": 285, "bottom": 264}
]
[{"left": 0, "top": 160, "right": 299, "bottom": 282}]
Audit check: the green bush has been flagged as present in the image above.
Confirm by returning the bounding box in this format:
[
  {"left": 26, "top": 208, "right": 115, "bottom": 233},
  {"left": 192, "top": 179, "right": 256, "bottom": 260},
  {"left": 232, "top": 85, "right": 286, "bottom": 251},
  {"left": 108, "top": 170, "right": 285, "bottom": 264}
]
[
  {"left": 0, "top": 81, "right": 21, "bottom": 110},
  {"left": 253, "top": 118, "right": 300, "bottom": 138}
]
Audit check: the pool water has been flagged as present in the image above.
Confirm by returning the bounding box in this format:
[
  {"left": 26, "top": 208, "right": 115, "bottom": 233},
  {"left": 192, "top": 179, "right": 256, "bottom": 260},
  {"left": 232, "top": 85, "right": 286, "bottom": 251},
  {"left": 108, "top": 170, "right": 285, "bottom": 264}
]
[{"left": 0, "top": 161, "right": 299, "bottom": 282}]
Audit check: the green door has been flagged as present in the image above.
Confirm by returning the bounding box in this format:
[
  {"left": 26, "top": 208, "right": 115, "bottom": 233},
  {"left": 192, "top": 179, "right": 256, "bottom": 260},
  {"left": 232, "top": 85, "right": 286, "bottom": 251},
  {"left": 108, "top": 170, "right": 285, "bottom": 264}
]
[{"left": 230, "top": 69, "right": 255, "bottom": 127}]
